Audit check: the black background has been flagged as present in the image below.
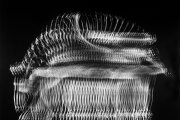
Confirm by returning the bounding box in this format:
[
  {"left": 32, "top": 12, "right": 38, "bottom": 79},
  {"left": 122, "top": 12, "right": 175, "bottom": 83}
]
[{"left": 0, "top": 1, "right": 179, "bottom": 120}]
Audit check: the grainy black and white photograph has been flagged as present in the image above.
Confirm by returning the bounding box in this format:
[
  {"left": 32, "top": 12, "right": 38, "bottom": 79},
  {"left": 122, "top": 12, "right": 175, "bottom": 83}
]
[{"left": 0, "top": 2, "right": 179, "bottom": 120}]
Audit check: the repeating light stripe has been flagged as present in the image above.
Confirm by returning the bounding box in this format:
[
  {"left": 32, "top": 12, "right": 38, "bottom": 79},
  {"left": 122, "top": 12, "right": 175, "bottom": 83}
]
[{"left": 9, "top": 12, "right": 167, "bottom": 120}]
